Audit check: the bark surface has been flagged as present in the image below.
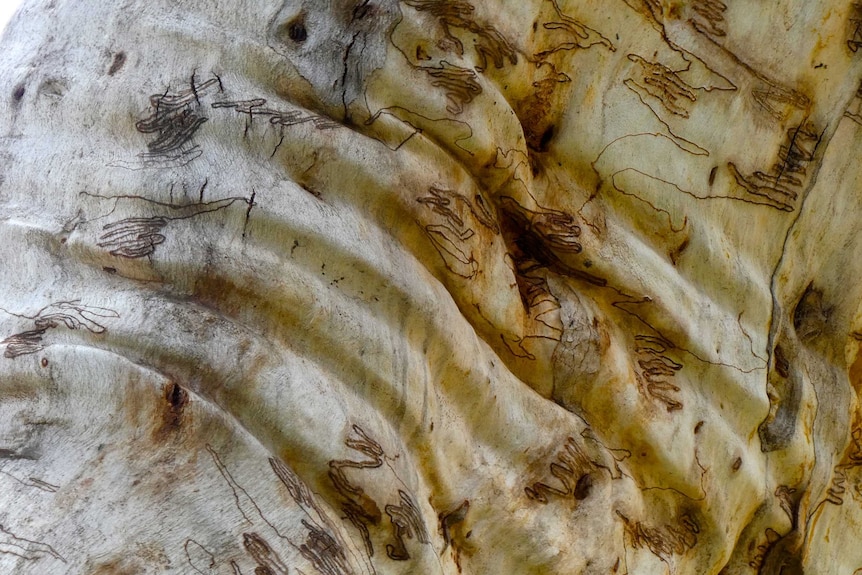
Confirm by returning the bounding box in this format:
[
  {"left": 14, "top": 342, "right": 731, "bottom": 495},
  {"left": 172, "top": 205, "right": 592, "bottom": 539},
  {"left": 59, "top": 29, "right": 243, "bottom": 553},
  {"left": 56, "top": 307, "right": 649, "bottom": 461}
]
[{"left": 1, "top": 0, "right": 862, "bottom": 573}]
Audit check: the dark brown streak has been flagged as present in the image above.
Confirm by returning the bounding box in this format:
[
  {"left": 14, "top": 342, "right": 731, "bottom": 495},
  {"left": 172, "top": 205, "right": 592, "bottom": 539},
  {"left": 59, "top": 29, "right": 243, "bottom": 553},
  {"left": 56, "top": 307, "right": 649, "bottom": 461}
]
[
  {"left": 270, "top": 132, "right": 286, "bottom": 158},
  {"left": 198, "top": 178, "right": 208, "bottom": 202},
  {"left": 439, "top": 500, "right": 469, "bottom": 553},
  {"left": 243, "top": 189, "right": 256, "bottom": 239},
  {"left": 341, "top": 31, "right": 362, "bottom": 121},
  {"left": 689, "top": 0, "right": 727, "bottom": 38},
  {"left": 190, "top": 70, "right": 201, "bottom": 106}
]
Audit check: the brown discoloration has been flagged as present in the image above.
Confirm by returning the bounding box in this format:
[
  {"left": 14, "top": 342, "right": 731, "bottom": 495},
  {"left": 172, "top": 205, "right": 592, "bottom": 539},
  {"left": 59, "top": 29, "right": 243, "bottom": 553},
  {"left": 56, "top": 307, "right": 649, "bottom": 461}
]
[
  {"left": 669, "top": 235, "right": 690, "bottom": 265},
  {"left": 792, "top": 283, "right": 828, "bottom": 341},
  {"left": 154, "top": 381, "right": 189, "bottom": 439},
  {"left": 573, "top": 472, "right": 594, "bottom": 500},
  {"left": 285, "top": 17, "right": 307, "bottom": 43},
  {"left": 732, "top": 457, "right": 742, "bottom": 472},
  {"left": 756, "top": 529, "right": 804, "bottom": 575},
  {"left": 107, "top": 51, "right": 126, "bottom": 76},
  {"left": 517, "top": 77, "right": 560, "bottom": 154},
  {"left": 774, "top": 344, "right": 789, "bottom": 378},
  {"left": 12, "top": 83, "right": 25, "bottom": 103},
  {"left": 439, "top": 499, "right": 470, "bottom": 571},
  {"left": 243, "top": 532, "right": 290, "bottom": 574},
  {"left": 848, "top": 337, "right": 862, "bottom": 396},
  {"left": 440, "top": 499, "right": 469, "bottom": 549},
  {"left": 86, "top": 556, "right": 130, "bottom": 574},
  {"left": 85, "top": 545, "right": 168, "bottom": 575}
]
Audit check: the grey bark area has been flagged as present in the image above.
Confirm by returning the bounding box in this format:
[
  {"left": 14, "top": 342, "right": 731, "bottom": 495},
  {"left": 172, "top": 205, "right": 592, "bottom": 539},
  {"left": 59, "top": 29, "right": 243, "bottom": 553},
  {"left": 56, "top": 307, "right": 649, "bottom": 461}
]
[{"left": 1, "top": 0, "right": 862, "bottom": 573}]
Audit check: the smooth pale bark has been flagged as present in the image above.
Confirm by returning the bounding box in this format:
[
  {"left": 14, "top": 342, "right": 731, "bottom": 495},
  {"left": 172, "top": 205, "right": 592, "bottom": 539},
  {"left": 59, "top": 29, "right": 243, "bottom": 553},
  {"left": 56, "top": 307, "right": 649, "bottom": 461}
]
[{"left": 1, "top": 0, "right": 862, "bottom": 573}]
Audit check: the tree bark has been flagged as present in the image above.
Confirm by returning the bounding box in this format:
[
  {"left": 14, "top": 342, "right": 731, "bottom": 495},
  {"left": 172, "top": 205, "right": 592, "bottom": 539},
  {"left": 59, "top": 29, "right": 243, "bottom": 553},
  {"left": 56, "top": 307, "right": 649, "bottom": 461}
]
[{"left": 1, "top": 0, "right": 862, "bottom": 573}]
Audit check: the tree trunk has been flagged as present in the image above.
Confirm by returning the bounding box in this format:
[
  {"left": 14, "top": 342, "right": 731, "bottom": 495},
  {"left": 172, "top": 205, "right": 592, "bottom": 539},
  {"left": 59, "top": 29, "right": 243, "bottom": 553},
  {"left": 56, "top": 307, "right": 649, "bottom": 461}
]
[{"left": 1, "top": 0, "right": 861, "bottom": 573}]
